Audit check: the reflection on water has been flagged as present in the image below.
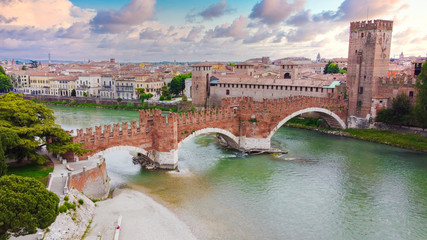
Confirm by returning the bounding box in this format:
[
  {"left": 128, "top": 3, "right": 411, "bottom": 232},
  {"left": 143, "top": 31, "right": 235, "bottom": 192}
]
[{"left": 51, "top": 105, "right": 427, "bottom": 240}]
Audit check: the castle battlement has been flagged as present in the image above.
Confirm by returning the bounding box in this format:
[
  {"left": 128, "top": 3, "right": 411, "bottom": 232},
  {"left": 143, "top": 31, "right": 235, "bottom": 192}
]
[{"left": 350, "top": 19, "right": 393, "bottom": 32}]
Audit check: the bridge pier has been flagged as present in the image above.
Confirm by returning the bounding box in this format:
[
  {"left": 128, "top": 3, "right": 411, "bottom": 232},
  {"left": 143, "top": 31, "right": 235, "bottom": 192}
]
[
  {"left": 152, "top": 150, "right": 178, "bottom": 170},
  {"left": 239, "top": 137, "right": 271, "bottom": 151}
]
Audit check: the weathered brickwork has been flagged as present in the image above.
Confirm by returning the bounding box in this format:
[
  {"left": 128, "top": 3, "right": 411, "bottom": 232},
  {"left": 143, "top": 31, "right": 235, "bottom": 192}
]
[
  {"left": 347, "top": 20, "right": 393, "bottom": 118},
  {"left": 66, "top": 96, "right": 347, "bottom": 168},
  {"left": 68, "top": 159, "right": 109, "bottom": 199}
]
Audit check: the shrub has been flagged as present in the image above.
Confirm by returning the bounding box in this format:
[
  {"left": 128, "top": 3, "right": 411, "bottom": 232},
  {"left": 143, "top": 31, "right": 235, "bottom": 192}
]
[
  {"left": 160, "top": 96, "right": 165, "bottom": 101},
  {"left": 64, "top": 195, "right": 69, "bottom": 201},
  {"left": 58, "top": 205, "right": 67, "bottom": 213},
  {"left": 126, "top": 101, "right": 134, "bottom": 108},
  {"left": 181, "top": 95, "right": 188, "bottom": 101},
  {"left": 78, "top": 199, "right": 84, "bottom": 205},
  {"left": 167, "top": 95, "right": 172, "bottom": 100}
]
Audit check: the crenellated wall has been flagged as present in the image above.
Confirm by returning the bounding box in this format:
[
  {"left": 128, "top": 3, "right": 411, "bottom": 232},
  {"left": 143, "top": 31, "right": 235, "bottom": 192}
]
[{"left": 66, "top": 96, "right": 347, "bottom": 169}]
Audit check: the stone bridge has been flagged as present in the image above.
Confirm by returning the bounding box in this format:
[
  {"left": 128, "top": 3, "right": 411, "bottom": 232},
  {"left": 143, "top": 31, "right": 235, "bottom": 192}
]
[{"left": 66, "top": 96, "right": 347, "bottom": 169}]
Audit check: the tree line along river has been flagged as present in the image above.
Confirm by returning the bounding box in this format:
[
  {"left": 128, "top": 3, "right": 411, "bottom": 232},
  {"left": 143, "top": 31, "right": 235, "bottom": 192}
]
[{"left": 50, "top": 105, "right": 427, "bottom": 240}]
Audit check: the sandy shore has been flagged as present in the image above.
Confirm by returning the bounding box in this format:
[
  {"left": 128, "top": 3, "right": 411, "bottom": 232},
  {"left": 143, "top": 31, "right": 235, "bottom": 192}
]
[{"left": 85, "top": 188, "right": 197, "bottom": 240}]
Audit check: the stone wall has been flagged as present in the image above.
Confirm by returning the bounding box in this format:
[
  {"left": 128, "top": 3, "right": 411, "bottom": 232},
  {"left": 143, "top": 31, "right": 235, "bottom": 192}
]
[{"left": 68, "top": 159, "right": 110, "bottom": 200}]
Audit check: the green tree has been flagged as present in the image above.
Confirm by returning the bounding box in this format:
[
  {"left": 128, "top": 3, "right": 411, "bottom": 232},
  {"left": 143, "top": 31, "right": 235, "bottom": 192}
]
[
  {"left": 117, "top": 97, "right": 122, "bottom": 103},
  {"left": 324, "top": 61, "right": 341, "bottom": 74},
  {"left": 0, "top": 66, "right": 5, "bottom": 75},
  {"left": 70, "top": 89, "right": 76, "bottom": 97},
  {"left": 376, "top": 93, "right": 412, "bottom": 125},
  {"left": 161, "top": 85, "right": 170, "bottom": 100},
  {"left": 181, "top": 94, "right": 188, "bottom": 101},
  {"left": 0, "top": 175, "right": 59, "bottom": 239},
  {"left": 83, "top": 92, "right": 88, "bottom": 97},
  {"left": 0, "top": 74, "right": 12, "bottom": 92},
  {"left": 414, "top": 60, "right": 427, "bottom": 128},
  {"left": 0, "top": 129, "right": 20, "bottom": 177},
  {"left": 391, "top": 93, "right": 411, "bottom": 124},
  {"left": 21, "top": 65, "right": 27, "bottom": 71},
  {"left": 168, "top": 73, "right": 192, "bottom": 96},
  {"left": 0, "top": 93, "right": 86, "bottom": 164},
  {"left": 135, "top": 88, "right": 153, "bottom": 103}
]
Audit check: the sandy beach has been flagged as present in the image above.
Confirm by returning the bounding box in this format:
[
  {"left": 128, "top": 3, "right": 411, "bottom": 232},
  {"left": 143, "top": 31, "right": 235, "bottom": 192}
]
[{"left": 85, "top": 188, "right": 197, "bottom": 240}]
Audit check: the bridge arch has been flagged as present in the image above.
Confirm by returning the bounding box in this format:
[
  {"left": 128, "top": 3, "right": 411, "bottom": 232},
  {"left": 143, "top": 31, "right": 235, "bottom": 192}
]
[
  {"left": 89, "top": 145, "right": 149, "bottom": 160},
  {"left": 267, "top": 107, "right": 346, "bottom": 140},
  {"left": 178, "top": 128, "right": 240, "bottom": 149}
]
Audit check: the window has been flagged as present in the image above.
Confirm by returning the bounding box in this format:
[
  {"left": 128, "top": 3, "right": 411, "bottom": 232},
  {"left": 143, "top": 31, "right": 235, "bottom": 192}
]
[
  {"left": 357, "top": 101, "right": 362, "bottom": 107},
  {"left": 359, "top": 87, "right": 364, "bottom": 94},
  {"left": 409, "top": 91, "right": 414, "bottom": 98},
  {"left": 226, "top": 89, "right": 230, "bottom": 95}
]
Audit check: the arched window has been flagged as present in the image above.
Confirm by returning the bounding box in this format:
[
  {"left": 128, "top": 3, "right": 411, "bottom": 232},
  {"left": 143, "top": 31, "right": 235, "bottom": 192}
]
[{"left": 284, "top": 73, "right": 291, "bottom": 79}]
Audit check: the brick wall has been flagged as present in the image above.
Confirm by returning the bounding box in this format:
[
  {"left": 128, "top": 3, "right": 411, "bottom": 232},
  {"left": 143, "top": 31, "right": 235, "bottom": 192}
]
[{"left": 68, "top": 159, "right": 110, "bottom": 200}]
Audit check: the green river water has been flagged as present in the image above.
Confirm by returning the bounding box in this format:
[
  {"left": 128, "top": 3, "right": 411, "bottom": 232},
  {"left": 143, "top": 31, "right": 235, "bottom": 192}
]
[{"left": 50, "top": 105, "right": 427, "bottom": 240}]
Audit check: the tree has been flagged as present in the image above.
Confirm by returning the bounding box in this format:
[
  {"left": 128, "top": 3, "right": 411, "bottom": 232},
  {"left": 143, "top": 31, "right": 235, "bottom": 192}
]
[
  {"left": 0, "top": 93, "right": 86, "bottom": 164},
  {"left": 161, "top": 85, "right": 171, "bottom": 100},
  {"left": 135, "top": 88, "right": 153, "bottom": 103},
  {"left": 0, "top": 129, "right": 20, "bottom": 177},
  {"left": 117, "top": 97, "right": 122, "bottom": 103},
  {"left": 70, "top": 89, "right": 76, "bottom": 97},
  {"left": 0, "top": 66, "right": 5, "bottom": 75},
  {"left": 0, "top": 175, "right": 59, "bottom": 239},
  {"left": 168, "top": 73, "right": 192, "bottom": 96},
  {"left": 181, "top": 94, "right": 188, "bottom": 101},
  {"left": 414, "top": 60, "right": 427, "bottom": 128},
  {"left": 391, "top": 93, "right": 411, "bottom": 124},
  {"left": 21, "top": 65, "right": 27, "bottom": 71},
  {"left": 325, "top": 62, "right": 340, "bottom": 74},
  {"left": 376, "top": 93, "right": 412, "bottom": 125},
  {"left": 0, "top": 74, "right": 12, "bottom": 92},
  {"left": 83, "top": 92, "right": 88, "bottom": 97}
]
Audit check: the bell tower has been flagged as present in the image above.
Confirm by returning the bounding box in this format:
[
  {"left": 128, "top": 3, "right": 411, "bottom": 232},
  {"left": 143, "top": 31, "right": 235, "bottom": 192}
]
[
  {"left": 191, "top": 63, "right": 212, "bottom": 108},
  {"left": 347, "top": 19, "right": 393, "bottom": 118}
]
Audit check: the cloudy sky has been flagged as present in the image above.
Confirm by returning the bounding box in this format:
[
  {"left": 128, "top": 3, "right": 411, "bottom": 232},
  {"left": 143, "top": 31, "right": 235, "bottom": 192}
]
[{"left": 0, "top": 0, "right": 425, "bottom": 62}]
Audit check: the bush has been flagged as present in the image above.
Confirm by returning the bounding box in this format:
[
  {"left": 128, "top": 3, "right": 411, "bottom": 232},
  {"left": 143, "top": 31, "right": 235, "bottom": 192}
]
[
  {"left": 64, "top": 195, "right": 69, "bottom": 201},
  {"left": 126, "top": 101, "right": 134, "bottom": 108},
  {"left": 78, "top": 199, "right": 84, "bottom": 205},
  {"left": 69, "top": 100, "right": 76, "bottom": 105},
  {"left": 167, "top": 95, "right": 172, "bottom": 100},
  {"left": 181, "top": 95, "right": 188, "bottom": 101},
  {"left": 58, "top": 205, "right": 67, "bottom": 213},
  {"left": 117, "top": 97, "right": 122, "bottom": 103},
  {"left": 0, "top": 175, "right": 59, "bottom": 238},
  {"left": 160, "top": 96, "right": 165, "bottom": 101},
  {"left": 64, "top": 201, "right": 76, "bottom": 211}
]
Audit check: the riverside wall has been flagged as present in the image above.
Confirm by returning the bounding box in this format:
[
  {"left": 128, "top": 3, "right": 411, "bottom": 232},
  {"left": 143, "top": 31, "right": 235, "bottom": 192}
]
[{"left": 68, "top": 158, "right": 110, "bottom": 200}]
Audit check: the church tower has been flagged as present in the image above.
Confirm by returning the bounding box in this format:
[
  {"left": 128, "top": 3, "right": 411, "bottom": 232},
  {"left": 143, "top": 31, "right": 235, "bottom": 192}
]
[
  {"left": 347, "top": 20, "right": 393, "bottom": 118},
  {"left": 191, "top": 63, "right": 212, "bottom": 108}
]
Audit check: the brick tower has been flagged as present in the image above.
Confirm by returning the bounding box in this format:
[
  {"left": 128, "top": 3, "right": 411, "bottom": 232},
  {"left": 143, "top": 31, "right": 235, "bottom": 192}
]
[
  {"left": 347, "top": 20, "right": 393, "bottom": 118},
  {"left": 191, "top": 62, "right": 212, "bottom": 108}
]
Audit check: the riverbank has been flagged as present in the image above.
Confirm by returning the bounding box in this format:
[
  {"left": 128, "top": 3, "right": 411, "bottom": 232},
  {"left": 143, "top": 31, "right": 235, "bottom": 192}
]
[
  {"left": 85, "top": 187, "right": 197, "bottom": 240},
  {"left": 285, "top": 122, "right": 427, "bottom": 152},
  {"left": 32, "top": 99, "right": 179, "bottom": 112}
]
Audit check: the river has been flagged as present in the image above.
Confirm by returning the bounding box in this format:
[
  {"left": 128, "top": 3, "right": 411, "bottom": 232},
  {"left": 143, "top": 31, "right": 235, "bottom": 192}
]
[{"left": 50, "top": 105, "right": 427, "bottom": 240}]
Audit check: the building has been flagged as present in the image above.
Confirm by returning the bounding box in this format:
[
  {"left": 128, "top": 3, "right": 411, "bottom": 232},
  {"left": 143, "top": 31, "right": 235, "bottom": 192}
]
[
  {"left": 191, "top": 61, "right": 344, "bottom": 108},
  {"left": 116, "top": 76, "right": 136, "bottom": 100},
  {"left": 347, "top": 20, "right": 394, "bottom": 118},
  {"left": 135, "top": 75, "right": 163, "bottom": 98},
  {"left": 346, "top": 19, "right": 419, "bottom": 124},
  {"left": 49, "top": 76, "right": 77, "bottom": 96},
  {"left": 76, "top": 74, "right": 101, "bottom": 97},
  {"left": 100, "top": 74, "right": 116, "bottom": 99}
]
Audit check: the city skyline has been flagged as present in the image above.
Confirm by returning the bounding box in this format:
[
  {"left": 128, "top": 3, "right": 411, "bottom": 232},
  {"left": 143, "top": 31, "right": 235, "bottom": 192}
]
[{"left": 0, "top": 0, "right": 425, "bottom": 62}]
